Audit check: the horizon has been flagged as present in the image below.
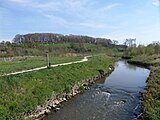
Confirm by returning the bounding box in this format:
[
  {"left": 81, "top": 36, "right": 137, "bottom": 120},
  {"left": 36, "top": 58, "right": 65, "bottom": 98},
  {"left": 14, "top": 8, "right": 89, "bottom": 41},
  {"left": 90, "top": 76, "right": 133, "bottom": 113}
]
[{"left": 0, "top": 0, "right": 160, "bottom": 45}]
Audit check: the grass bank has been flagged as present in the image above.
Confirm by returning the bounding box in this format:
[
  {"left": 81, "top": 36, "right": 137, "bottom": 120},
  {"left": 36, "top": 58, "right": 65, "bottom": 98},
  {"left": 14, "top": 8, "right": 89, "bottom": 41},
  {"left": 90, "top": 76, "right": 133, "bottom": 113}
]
[
  {"left": 128, "top": 55, "right": 160, "bottom": 67},
  {"left": 143, "top": 67, "right": 160, "bottom": 120},
  {"left": 127, "top": 55, "right": 160, "bottom": 120},
  {"left": 0, "top": 54, "right": 115, "bottom": 119}
]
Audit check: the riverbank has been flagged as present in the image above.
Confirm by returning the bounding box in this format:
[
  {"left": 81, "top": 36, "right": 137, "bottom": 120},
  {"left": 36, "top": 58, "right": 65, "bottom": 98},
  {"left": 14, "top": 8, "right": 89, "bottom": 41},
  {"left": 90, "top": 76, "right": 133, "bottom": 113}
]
[
  {"left": 127, "top": 55, "right": 160, "bottom": 120},
  {"left": 45, "top": 60, "right": 150, "bottom": 120},
  {"left": 26, "top": 70, "right": 114, "bottom": 119},
  {"left": 0, "top": 54, "right": 115, "bottom": 120},
  {"left": 128, "top": 55, "right": 160, "bottom": 67}
]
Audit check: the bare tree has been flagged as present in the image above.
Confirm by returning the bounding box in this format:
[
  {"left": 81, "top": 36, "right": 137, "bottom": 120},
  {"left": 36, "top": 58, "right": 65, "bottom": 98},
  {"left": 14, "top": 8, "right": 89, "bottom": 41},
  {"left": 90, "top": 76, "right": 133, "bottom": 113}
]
[
  {"left": 112, "top": 40, "right": 118, "bottom": 45},
  {"left": 124, "top": 38, "right": 136, "bottom": 48}
]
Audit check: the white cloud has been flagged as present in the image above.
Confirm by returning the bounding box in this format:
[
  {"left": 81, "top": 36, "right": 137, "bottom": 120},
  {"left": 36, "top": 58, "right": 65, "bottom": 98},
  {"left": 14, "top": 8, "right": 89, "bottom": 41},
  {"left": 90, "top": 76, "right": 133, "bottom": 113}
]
[
  {"left": 7, "top": 0, "right": 121, "bottom": 17},
  {"left": 8, "top": 0, "right": 89, "bottom": 12},
  {"left": 8, "top": 0, "right": 31, "bottom": 5},
  {"left": 34, "top": 2, "right": 63, "bottom": 12},
  {"left": 152, "top": 0, "right": 160, "bottom": 6},
  {"left": 9, "top": 0, "right": 26, "bottom": 3},
  {"left": 64, "top": 0, "right": 90, "bottom": 8},
  {"left": 7, "top": 0, "right": 122, "bottom": 28},
  {"left": 6, "top": 0, "right": 122, "bottom": 21}
]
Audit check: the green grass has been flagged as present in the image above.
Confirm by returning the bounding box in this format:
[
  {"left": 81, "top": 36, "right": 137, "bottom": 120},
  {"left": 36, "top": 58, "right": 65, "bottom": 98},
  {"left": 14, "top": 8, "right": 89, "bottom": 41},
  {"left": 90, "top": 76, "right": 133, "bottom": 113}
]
[
  {"left": 143, "top": 67, "right": 160, "bottom": 120},
  {"left": 0, "top": 56, "right": 82, "bottom": 75},
  {"left": 129, "top": 54, "right": 160, "bottom": 66},
  {"left": 0, "top": 42, "right": 123, "bottom": 75},
  {"left": 0, "top": 54, "right": 115, "bottom": 119}
]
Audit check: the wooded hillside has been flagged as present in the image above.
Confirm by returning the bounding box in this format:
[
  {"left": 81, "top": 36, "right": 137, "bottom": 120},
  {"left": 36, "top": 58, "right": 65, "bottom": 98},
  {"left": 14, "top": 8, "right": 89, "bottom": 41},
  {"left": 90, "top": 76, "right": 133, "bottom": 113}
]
[{"left": 13, "top": 33, "right": 112, "bottom": 46}]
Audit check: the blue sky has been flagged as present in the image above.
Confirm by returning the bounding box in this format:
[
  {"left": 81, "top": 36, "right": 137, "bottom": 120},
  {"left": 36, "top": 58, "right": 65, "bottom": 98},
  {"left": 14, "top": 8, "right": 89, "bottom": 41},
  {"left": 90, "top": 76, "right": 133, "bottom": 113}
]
[{"left": 0, "top": 0, "right": 160, "bottom": 45}]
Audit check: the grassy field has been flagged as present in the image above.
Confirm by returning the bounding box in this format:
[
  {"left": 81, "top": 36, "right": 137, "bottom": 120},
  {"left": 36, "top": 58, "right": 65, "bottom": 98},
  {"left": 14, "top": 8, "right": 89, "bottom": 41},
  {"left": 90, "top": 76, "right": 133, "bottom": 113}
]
[
  {"left": 128, "top": 54, "right": 160, "bottom": 120},
  {"left": 0, "top": 54, "right": 115, "bottom": 119},
  {"left": 0, "top": 56, "right": 83, "bottom": 75},
  {"left": 0, "top": 43, "right": 124, "bottom": 75}
]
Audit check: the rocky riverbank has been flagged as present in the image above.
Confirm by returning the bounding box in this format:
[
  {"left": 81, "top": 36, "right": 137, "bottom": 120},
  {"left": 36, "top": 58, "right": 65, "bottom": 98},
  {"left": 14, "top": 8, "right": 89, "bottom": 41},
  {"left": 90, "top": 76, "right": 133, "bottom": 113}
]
[{"left": 24, "top": 68, "right": 114, "bottom": 120}]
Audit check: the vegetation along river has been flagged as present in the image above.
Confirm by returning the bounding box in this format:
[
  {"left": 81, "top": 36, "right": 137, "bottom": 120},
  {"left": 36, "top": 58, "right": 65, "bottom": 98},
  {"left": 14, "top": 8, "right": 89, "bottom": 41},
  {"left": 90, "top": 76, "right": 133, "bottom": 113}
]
[{"left": 45, "top": 61, "right": 150, "bottom": 120}]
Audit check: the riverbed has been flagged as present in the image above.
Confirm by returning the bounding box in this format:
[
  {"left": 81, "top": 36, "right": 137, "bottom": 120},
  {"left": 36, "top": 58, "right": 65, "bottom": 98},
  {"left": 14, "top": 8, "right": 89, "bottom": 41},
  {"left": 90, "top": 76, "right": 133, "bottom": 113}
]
[{"left": 45, "top": 61, "right": 150, "bottom": 120}]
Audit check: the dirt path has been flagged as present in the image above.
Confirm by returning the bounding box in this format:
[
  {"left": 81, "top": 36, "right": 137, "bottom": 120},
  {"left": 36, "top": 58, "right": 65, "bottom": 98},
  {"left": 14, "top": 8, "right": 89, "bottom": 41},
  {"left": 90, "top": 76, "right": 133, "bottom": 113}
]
[{"left": 1, "top": 56, "right": 91, "bottom": 76}]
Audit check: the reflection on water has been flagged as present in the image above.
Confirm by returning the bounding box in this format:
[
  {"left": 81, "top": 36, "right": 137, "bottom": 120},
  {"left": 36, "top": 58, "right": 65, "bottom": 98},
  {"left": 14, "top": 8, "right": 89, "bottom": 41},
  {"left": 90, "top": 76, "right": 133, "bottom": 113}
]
[{"left": 45, "top": 61, "right": 150, "bottom": 120}]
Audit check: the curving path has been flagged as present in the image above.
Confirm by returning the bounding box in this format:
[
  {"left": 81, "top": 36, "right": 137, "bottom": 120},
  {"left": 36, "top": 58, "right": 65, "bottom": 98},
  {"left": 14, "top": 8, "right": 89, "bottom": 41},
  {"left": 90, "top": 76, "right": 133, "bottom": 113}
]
[{"left": 1, "top": 56, "right": 91, "bottom": 77}]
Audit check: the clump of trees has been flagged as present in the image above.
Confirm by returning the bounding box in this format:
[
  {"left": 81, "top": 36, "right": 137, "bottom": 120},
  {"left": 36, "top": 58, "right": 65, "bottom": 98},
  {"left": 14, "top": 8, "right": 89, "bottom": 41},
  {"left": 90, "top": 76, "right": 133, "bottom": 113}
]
[
  {"left": 0, "top": 41, "right": 122, "bottom": 57},
  {"left": 13, "top": 33, "right": 112, "bottom": 46},
  {"left": 126, "top": 42, "right": 160, "bottom": 56}
]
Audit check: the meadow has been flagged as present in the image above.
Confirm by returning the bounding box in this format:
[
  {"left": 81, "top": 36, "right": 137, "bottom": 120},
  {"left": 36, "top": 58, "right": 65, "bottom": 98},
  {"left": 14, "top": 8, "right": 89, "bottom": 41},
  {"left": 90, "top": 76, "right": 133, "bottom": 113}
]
[
  {"left": 0, "top": 42, "right": 123, "bottom": 75},
  {"left": 0, "top": 56, "right": 83, "bottom": 75},
  {"left": 0, "top": 54, "right": 115, "bottom": 119}
]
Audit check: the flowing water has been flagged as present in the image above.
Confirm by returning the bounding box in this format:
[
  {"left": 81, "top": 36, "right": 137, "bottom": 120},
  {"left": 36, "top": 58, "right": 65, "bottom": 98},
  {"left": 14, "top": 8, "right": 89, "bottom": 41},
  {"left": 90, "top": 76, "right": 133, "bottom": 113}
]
[{"left": 45, "top": 61, "right": 150, "bottom": 120}]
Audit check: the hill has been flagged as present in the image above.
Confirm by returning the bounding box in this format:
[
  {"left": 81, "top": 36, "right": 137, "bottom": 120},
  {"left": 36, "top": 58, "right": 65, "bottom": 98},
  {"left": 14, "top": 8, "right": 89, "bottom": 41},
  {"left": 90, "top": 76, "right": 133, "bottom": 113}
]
[
  {"left": 13, "top": 33, "right": 112, "bottom": 46},
  {"left": 0, "top": 33, "right": 127, "bottom": 57}
]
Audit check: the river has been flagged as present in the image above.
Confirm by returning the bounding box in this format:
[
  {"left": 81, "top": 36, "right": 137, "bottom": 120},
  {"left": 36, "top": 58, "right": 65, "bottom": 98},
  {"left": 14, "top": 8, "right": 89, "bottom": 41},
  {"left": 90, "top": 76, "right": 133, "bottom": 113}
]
[{"left": 45, "top": 61, "right": 150, "bottom": 120}]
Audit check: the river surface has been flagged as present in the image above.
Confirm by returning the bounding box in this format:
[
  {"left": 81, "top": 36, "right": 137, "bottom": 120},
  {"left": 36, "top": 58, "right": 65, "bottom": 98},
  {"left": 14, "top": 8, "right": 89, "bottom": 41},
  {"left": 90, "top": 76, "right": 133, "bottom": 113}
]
[{"left": 45, "top": 61, "right": 150, "bottom": 120}]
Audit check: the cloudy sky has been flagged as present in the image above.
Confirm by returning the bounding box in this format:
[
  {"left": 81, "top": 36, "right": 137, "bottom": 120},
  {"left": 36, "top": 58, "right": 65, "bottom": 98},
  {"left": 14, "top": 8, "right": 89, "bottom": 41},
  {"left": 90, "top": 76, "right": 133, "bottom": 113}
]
[{"left": 0, "top": 0, "right": 160, "bottom": 45}]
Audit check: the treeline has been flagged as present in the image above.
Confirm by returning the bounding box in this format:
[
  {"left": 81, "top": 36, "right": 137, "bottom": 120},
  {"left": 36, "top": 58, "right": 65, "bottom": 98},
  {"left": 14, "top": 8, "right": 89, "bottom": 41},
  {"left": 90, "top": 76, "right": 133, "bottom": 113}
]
[
  {"left": 0, "top": 42, "right": 124, "bottom": 57},
  {"left": 0, "top": 33, "right": 127, "bottom": 57},
  {"left": 13, "top": 33, "right": 112, "bottom": 46},
  {"left": 126, "top": 43, "right": 160, "bottom": 56}
]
